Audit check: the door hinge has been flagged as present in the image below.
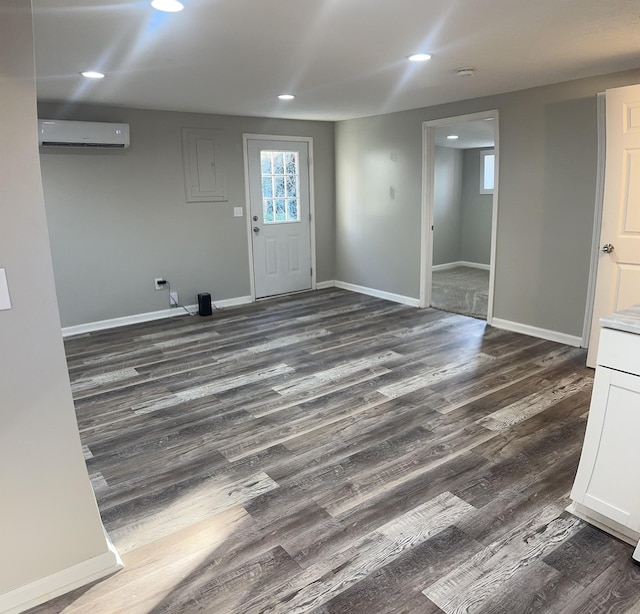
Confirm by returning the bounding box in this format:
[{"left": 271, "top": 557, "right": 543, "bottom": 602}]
[{"left": 310, "top": 267, "right": 313, "bottom": 277}]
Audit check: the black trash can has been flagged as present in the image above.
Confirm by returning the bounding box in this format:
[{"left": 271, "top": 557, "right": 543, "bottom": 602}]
[{"left": 197, "top": 292, "right": 213, "bottom": 316}]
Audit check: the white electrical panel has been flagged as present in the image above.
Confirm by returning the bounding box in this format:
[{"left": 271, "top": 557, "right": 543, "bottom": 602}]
[{"left": 182, "top": 128, "right": 228, "bottom": 203}]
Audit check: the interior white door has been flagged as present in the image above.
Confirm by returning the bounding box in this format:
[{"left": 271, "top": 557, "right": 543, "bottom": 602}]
[
  {"left": 247, "top": 138, "right": 312, "bottom": 299},
  {"left": 587, "top": 84, "right": 640, "bottom": 367}
]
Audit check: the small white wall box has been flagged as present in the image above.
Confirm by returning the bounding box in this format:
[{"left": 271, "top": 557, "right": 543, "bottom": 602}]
[{"left": 38, "top": 119, "right": 130, "bottom": 149}]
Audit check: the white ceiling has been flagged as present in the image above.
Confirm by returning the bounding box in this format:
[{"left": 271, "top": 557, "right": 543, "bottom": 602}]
[
  {"left": 435, "top": 120, "right": 495, "bottom": 149},
  {"left": 32, "top": 0, "right": 640, "bottom": 122}
]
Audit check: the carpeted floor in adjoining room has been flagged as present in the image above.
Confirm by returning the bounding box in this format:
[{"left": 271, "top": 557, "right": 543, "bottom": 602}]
[{"left": 431, "top": 265, "right": 489, "bottom": 320}]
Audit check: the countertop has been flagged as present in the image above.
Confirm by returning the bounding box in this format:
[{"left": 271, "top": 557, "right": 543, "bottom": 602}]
[{"left": 600, "top": 305, "right": 640, "bottom": 335}]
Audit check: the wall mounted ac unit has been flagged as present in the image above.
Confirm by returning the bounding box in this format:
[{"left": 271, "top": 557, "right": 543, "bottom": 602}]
[{"left": 38, "top": 119, "right": 130, "bottom": 149}]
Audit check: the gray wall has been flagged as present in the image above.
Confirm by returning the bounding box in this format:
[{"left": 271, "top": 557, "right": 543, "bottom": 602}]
[
  {"left": 335, "top": 68, "right": 640, "bottom": 337},
  {"left": 38, "top": 104, "right": 335, "bottom": 327},
  {"left": 335, "top": 114, "right": 422, "bottom": 293},
  {"left": 433, "top": 147, "right": 463, "bottom": 266},
  {"left": 1, "top": 2, "right": 114, "bottom": 600},
  {"left": 460, "top": 148, "right": 493, "bottom": 265}
]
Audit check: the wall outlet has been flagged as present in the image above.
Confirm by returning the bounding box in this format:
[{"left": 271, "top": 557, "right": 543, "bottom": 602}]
[
  {"left": 169, "top": 291, "right": 178, "bottom": 306},
  {"left": 233, "top": 207, "right": 243, "bottom": 217},
  {"left": 154, "top": 277, "right": 165, "bottom": 291}
]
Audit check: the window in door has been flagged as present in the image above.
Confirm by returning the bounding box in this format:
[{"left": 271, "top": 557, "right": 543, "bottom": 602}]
[{"left": 260, "top": 150, "right": 300, "bottom": 224}]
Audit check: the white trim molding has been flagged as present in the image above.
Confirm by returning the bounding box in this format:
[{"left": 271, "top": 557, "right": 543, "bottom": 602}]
[
  {"left": 334, "top": 281, "right": 420, "bottom": 308},
  {"left": 432, "top": 261, "right": 490, "bottom": 272},
  {"left": 62, "top": 296, "right": 254, "bottom": 337},
  {"left": 213, "top": 295, "right": 253, "bottom": 309},
  {"left": 491, "top": 317, "right": 582, "bottom": 347},
  {"left": 419, "top": 119, "right": 435, "bottom": 309},
  {"left": 315, "top": 280, "right": 336, "bottom": 290},
  {"left": 420, "top": 109, "right": 500, "bottom": 328},
  {"left": 582, "top": 91, "right": 607, "bottom": 350},
  {"left": 62, "top": 305, "right": 196, "bottom": 337},
  {"left": 566, "top": 502, "right": 638, "bottom": 547},
  {"left": 0, "top": 535, "right": 122, "bottom": 614}
]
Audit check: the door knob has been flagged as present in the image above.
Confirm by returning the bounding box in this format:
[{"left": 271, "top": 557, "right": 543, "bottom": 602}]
[
  {"left": 253, "top": 226, "right": 260, "bottom": 234},
  {"left": 602, "top": 243, "right": 614, "bottom": 254},
  {"left": 253, "top": 215, "right": 258, "bottom": 222}
]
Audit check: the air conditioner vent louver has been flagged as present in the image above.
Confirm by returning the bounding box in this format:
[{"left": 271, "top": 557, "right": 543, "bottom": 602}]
[
  {"left": 40, "top": 141, "right": 126, "bottom": 149},
  {"left": 38, "top": 119, "right": 130, "bottom": 149}
]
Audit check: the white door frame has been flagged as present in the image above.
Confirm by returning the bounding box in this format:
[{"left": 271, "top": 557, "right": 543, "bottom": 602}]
[
  {"left": 582, "top": 92, "right": 606, "bottom": 349},
  {"left": 419, "top": 110, "right": 500, "bottom": 325},
  {"left": 242, "top": 134, "right": 317, "bottom": 301}
]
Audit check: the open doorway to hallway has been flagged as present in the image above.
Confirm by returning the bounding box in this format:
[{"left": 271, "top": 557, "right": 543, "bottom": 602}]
[{"left": 420, "top": 111, "right": 499, "bottom": 322}]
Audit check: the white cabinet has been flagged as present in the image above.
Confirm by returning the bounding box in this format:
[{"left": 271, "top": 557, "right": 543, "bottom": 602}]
[{"left": 570, "top": 325, "right": 640, "bottom": 549}]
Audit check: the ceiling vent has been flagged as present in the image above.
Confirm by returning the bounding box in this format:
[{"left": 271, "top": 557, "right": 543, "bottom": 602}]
[
  {"left": 38, "top": 119, "right": 130, "bottom": 149},
  {"left": 456, "top": 68, "right": 476, "bottom": 77}
]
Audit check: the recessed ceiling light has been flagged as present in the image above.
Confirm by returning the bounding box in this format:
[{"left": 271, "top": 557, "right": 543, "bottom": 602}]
[
  {"left": 278, "top": 94, "right": 295, "bottom": 100},
  {"left": 81, "top": 71, "right": 105, "bottom": 79},
  {"left": 151, "top": 0, "right": 184, "bottom": 12},
  {"left": 447, "top": 135, "right": 459, "bottom": 140},
  {"left": 408, "top": 53, "right": 432, "bottom": 62}
]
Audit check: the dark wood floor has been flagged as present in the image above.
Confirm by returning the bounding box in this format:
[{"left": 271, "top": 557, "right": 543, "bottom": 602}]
[{"left": 29, "top": 289, "right": 640, "bottom": 613}]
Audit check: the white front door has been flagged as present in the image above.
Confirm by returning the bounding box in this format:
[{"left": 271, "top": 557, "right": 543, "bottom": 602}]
[
  {"left": 246, "top": 138, "right": 312, "bottom": 299},
  {"left": 588, "top": 84, "right": 640, "bottom": 366}
]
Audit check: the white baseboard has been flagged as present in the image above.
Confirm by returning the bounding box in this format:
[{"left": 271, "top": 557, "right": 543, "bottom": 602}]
[
  {"left": 0, "top": 535, "right": 122, "bottom": 614},
  {"left": 214, "top": 295, "right": 253, "bottom": 309},
  {"left": 62, "top": 305, "right": 196, "bottom": 337},
  {"left": 491, "top": 317, "right": 582, "bottom": 347},
  {"left": 566, "top": 502, "right": 638, "bottom": 546},
  {"left": 432, "top": 261, "right": 490, "bottom": 272},
  {"left": 61, "top": 283, "right": 423, "bottom": 337},
  {"left": 62, "top": 295, "right": 253, "bottom": 337},
  {"left": 315, "top": 280, "right": 336, "bottom": 290},
  {"left": 334, "top": 280, "right": 420, "bottom": 308}
]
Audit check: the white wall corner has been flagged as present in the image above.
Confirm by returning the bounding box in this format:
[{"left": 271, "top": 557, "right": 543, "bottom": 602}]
[
  {"left": 334, "top": 280, "right": 420, "bottom": 308},
  {"left": 0, "top": 535, "right": 122, "bottom": 614},
  {"left": 491, "top": 317, "right": 583, "bottom": 347}
]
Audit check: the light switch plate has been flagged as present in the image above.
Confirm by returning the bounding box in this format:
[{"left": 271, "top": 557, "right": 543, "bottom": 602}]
[
  {"left": 233, "top": 207, "right": 243, "bottom": 217},
  {"left": 0, "top": 268, "right": 12, "bottom": 310}
]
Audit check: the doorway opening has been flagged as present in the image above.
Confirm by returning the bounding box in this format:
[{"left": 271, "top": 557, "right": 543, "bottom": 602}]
[{"left": 420, "top": 111, "right": 499, "bottom": 323}]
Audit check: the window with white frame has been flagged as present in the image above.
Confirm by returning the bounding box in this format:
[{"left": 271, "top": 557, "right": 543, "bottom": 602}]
[
  {"left": 259, "top": 150, "right": 301, "bottom": 224},
  {"left": 480, "top": 149, "right": 495, "bottom": 194}
]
